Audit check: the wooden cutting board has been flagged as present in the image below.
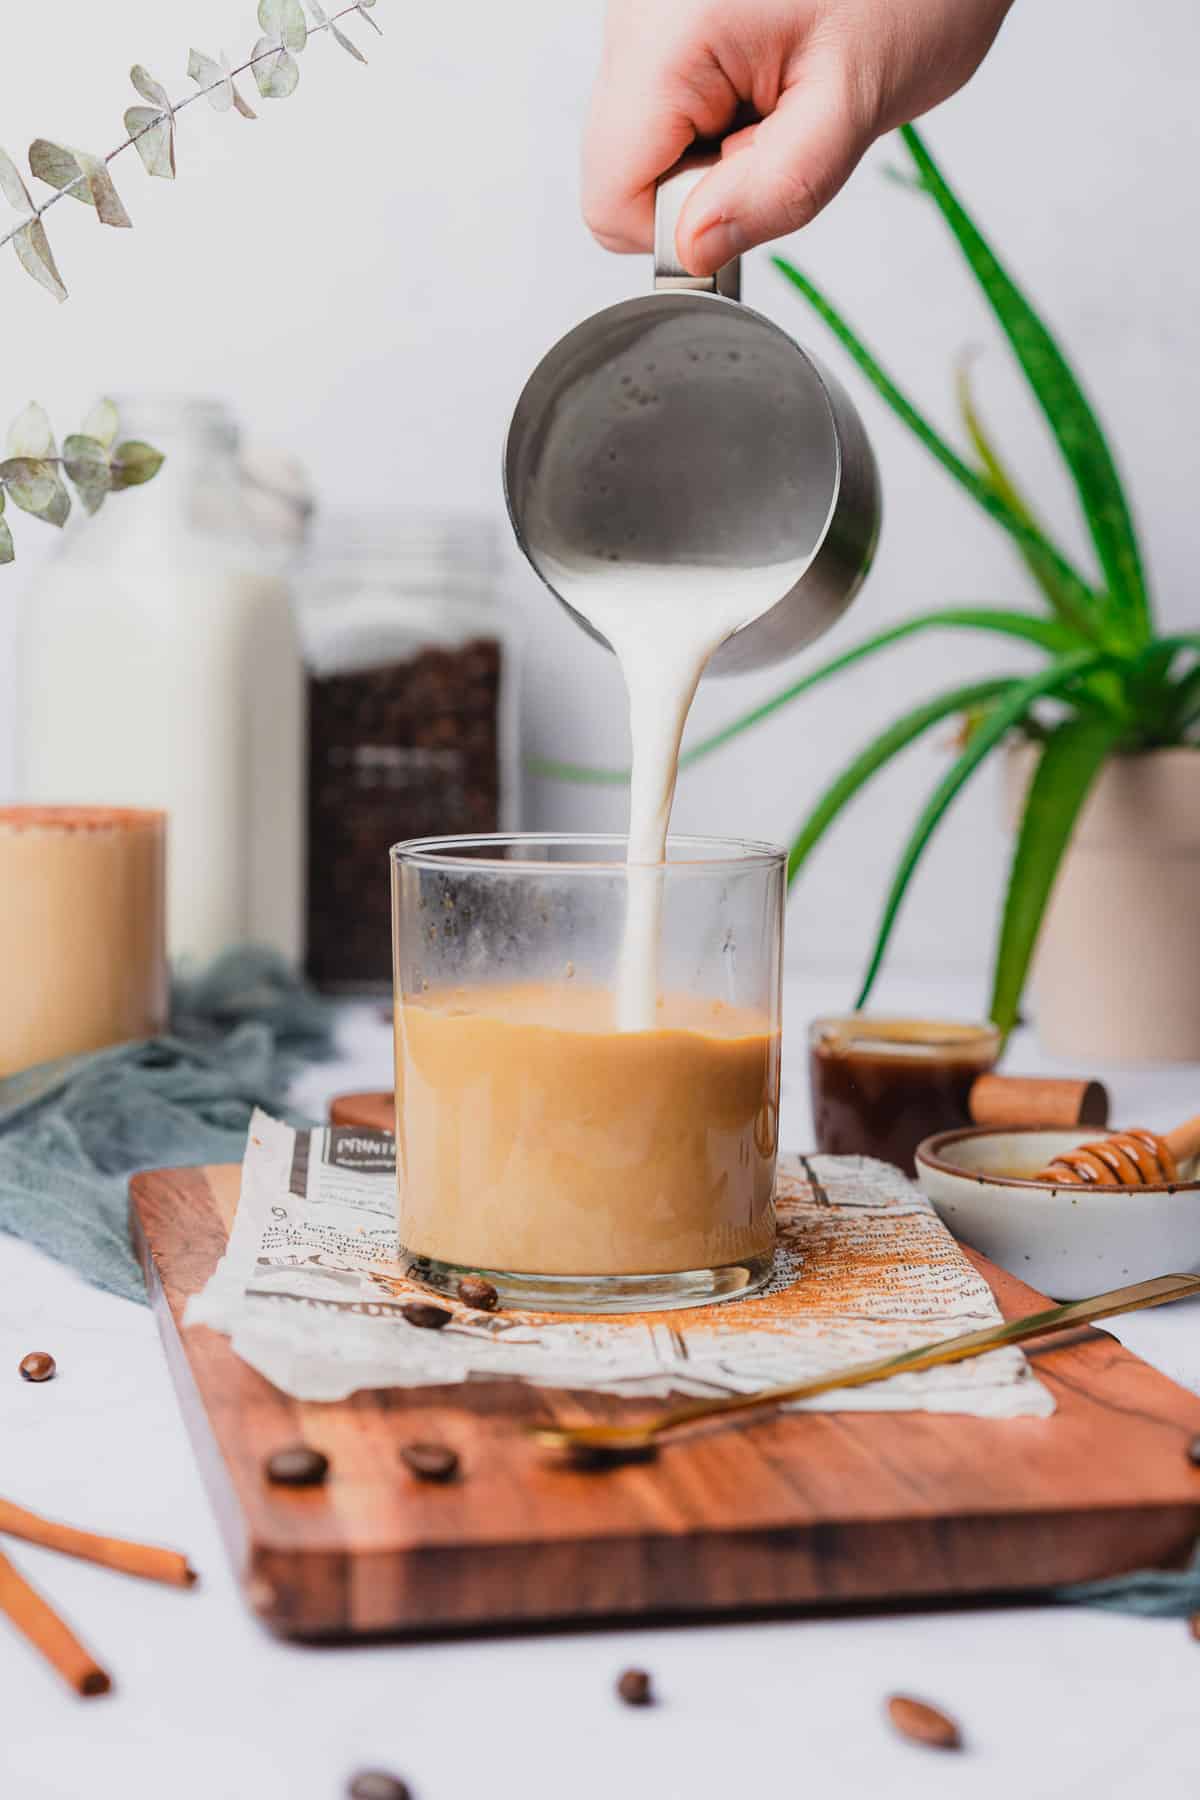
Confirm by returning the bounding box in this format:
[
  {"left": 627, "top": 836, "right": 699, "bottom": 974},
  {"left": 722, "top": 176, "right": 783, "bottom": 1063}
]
[{"left": 130, "top": 1159, "right": 1200, "bottom": 1640}]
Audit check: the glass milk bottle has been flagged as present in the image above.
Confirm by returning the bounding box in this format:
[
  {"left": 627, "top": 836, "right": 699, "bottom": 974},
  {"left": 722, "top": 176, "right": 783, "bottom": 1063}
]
[
  {"left": 18, "top": 397, "right": 310, "bottom": 964},
  {"left": 296, "top": 510, "right": 518, "bottom": 991}
]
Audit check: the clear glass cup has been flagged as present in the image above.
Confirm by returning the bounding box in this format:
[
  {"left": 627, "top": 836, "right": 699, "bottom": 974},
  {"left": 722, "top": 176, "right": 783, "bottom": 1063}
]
[{"left": 391, "top": 833, "right": 785, "bottom": 1313}]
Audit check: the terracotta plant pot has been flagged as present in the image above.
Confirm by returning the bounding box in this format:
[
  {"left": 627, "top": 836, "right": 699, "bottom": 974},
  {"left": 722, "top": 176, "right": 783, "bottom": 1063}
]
[{"left": 1006, "top": 745, "right": 1200, "bottom": 1063}]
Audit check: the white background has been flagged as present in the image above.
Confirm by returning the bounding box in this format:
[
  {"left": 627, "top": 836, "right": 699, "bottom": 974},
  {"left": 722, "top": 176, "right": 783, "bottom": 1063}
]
[{"left": 0, "top": 0, "right": 1196, "bottom": 996}]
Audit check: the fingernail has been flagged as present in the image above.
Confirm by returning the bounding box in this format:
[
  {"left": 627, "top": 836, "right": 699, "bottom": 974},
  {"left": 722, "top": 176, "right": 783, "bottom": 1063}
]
[{"left": 687, "top": 216, "right": 746, "bottom": 277}]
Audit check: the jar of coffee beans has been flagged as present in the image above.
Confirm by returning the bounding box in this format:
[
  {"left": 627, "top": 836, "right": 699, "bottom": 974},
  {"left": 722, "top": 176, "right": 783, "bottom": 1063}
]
[{"left": 295, "top": 513, "right": 516, "bottom": 991}]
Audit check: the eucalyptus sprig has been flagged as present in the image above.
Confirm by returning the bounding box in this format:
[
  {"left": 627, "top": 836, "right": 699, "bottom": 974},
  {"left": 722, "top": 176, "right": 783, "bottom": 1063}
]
[
  {"left": 0, "top": 0, "right": 381, "bottom": 303},
  {"left": 0, "top": 400, "right": 163, "bottom": 564}
]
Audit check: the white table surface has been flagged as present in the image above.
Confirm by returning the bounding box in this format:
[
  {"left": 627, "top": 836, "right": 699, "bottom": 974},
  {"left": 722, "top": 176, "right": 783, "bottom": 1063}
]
[{"left": 5, "top": 972, "right": 1200, "bottom": 1800}]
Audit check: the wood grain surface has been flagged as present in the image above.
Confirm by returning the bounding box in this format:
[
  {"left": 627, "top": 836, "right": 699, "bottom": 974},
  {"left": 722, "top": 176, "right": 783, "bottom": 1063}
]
[{"left": 130, "top": 1162, "right": 1200, "bottom": 1639}]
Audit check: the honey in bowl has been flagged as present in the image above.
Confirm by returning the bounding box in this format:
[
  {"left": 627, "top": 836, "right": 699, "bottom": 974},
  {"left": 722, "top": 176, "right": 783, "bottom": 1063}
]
[{"left": 809, "top": 1016, "right": 1001, "bottom": 1176}]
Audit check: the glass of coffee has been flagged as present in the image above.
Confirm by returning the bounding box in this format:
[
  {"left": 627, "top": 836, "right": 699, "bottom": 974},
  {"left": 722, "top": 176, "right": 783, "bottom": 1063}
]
[
  {"left": 391, "top": 834, "right": 784, "bottom": 1313},
  {"left": 809, "top": 1016, "right": 1001, "bottom": 1176}
]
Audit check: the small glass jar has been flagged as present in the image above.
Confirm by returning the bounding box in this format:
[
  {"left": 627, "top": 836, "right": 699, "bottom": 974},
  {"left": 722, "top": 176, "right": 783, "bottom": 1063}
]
[
  {"left": 809, "top": 1015, "right": 1001, "bottom": 1175},
  {"left": 19, "top": 396, "right": 310, "bottom": 965},
  {"left": 296, "top": 512, "right": 518, "bottom": 993},
  {"left": 391, "top": 834, "right": 784, "bottom": 1313}
]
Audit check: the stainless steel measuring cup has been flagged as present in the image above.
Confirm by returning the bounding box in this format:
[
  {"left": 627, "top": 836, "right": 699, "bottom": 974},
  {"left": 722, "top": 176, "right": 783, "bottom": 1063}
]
[{"left": 504, "top": 151, "right": 881, "bottom": 675}]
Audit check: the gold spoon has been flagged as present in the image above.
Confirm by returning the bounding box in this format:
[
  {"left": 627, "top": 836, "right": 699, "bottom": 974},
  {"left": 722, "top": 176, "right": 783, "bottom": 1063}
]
[{"left": 532, "top": 1271, "right": 1200, "bottom": 1463}]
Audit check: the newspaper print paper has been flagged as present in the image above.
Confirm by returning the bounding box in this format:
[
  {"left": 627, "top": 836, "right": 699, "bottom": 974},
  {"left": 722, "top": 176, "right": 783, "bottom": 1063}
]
[{"left": 186, "top": 1111, "right": 1053, "bottom": 1416}]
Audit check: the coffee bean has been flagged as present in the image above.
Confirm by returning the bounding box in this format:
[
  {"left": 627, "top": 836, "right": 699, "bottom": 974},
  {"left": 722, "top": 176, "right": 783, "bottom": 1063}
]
[
  {"left": 1190, "top": 1613, "right": 1200, "bottom": 1642},
  {"left": 347, "top": 1771, "right": 412, "bottom": 1800},
  {"left": 402, "top": 1302, "right": 451, "bottom": 1331},
  {"left": 265, "top": 1445, "right": 329, "bottom": 1488},
  {"left": 885, "top": 1694, "right": 961, "bottom": 1751},
  {"left": 18, "top": 1351, "right": 55, "bottom": 1383},
  {"left": 399, "top": 1441, "right": 459, "bottom": 1483},
  {"left": 457, "top": 1275, "right": 499, "bottom": 1312},
  {"left": 616, "top": 1668, "right": 654, "bottom": 1707},
  {"left": 1187, "top": 1434, "right": 1200, "bottom": 1467}
]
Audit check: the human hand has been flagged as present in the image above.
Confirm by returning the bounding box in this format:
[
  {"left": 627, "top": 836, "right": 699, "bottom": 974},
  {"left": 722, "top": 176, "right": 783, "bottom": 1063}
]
[{"left": 583, "top": 0, "right": 1013, "bottom": 275}]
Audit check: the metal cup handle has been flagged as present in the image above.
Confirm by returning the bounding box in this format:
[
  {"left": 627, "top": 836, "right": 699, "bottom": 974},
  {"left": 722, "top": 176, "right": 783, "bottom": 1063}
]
[{"left": 654, "top": 148, "right": 741, "bottom": 301}]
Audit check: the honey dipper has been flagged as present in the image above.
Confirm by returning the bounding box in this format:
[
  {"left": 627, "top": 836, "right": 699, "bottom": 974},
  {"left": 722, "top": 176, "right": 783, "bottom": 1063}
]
[{"left": 1036, "top": 1112, "right": 1200, "bottom": 1187}]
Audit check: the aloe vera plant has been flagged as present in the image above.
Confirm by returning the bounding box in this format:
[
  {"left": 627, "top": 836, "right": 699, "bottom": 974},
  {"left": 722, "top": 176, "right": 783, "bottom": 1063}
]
[{"left": 543, "top": 121, "right": 1200, "bottom": 1038}]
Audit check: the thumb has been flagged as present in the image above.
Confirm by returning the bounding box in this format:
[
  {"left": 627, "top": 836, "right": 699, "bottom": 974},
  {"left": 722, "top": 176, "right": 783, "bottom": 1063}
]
[{"left": 676, "top": 81, "right": 871, "bottom": 276}]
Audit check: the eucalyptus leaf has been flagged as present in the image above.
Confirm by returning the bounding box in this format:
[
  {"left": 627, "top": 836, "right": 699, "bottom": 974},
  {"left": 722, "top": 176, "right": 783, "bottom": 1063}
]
[
  {"left": 231, "top": 81, "right": 258, "bottom": 120},
  {"left": 356, "top": 2, "right": 384, "bottom": 33},
  {"left": 124, "top": 108, "right": 176, "bottom": 180},
  {"left": 331, "top": 22, "right": 367, "bottom": 61},
  {"left": 130, "top": 65, "right": 172, "bottom": 109},
  {"left": 260, "top": 0, "right": 309, "bottom": 52},
  {"left": 28, "top": 141, "right": 132, "bottom": 228},
  {"left": 82, "top": 398, "right": 119, "bottom": 448},
  {"left": 63, "top": 434, "right": 112, "bottom": 514},
  {"left": 109, "top": 440, "right": 165, "bottom": 490},
  {"left": 0, "top": 517, "right": 13, "bottom": 565},
  {"left": 0, "top": 149, "right": 33, "bottom": 212},
  {"left": 41, "top": 476, "right": 72, "bottom": 529},
  {"left": 187, "top": 48, "right": 235, "bottom": 112},
  {"left": 13, "top": 220, "right": 67, "bottom": 301},
  {"left": 0, "top": 457, "right": 60, "bottom": 516},
  {"left": 308, "top": 0, "right": 368, "bottom": 60},
  {"left": 252, "top": 39, "right": 301, "bottom": 98},
  {"left": 8, "top": 401, "right": 56, "bottom": 460}
]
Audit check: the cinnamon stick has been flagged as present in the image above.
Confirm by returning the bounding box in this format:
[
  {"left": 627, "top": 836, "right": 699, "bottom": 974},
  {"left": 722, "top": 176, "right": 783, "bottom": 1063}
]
[
  {"left": 968, "top": 1073, "right": 1109, "bottom": 1131},
  {"left": 0, "top": 1497, "right": 196, "bottom": 1588},
  {"left": 0, "top": 1547, "right": 111, "bottom": 1697}
]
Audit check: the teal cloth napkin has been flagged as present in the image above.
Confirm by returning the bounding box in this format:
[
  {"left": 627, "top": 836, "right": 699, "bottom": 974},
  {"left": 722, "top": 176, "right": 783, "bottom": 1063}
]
[
  {"left": 1052, "top": 1542, "right": 1200, "bottom": 1615},
  {"left": 0, "top": 947, "right": 334, "bottom": 1304}
]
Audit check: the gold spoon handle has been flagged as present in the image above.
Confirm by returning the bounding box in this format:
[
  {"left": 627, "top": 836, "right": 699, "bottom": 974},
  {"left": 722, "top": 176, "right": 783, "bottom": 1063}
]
[{"left": 648, "top": 1271, "right": 1200, "bottom": 1442}]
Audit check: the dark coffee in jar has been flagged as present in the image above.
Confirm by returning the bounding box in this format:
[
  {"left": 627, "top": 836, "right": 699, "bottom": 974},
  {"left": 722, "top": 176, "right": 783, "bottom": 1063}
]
[
  {"left": 305, "top": 638, "right": 502, "bottom": 990},
  {"left": 809, "top": 1016, "right": 1000, "bottom": 1175}
]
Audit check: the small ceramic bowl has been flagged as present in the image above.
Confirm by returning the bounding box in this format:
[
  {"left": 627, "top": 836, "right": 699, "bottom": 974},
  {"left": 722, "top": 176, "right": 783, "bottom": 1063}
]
[{"left": 915, "top": 1125, "right": 1200, "bottom": 1299}]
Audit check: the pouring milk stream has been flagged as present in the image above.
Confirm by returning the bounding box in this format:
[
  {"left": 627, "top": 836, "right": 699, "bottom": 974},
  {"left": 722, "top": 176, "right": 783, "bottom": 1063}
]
[{"left": 506, "top": 150, "right": 881, "bottom": 1027}]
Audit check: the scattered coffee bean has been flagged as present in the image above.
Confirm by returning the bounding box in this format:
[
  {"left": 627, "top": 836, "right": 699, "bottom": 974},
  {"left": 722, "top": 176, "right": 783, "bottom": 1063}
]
[
  {"left": 265, "top": 1445, "right": 329, "bottom": 1488},
  {"left": 616, "top": 1668, "right": 654, "bottom": 1707},
  {"left": 885, "top": 1694, "right": 962, "bottom": 1751},
  {"left": 402, "top": 1302, "right": 452, "bottom": 1331},
  {"left": 347, "top": 1771, "right": 412, "bottom": 1800},
  {"left": 18, "top": 1351, "right": 55, "bottom": 1383},
  {"left": 399, "top": 1441, "right": 459, "bottom": 1483},
  {"left": 457, "top": 1275, "right": 498, "bottom": 1312},
  {"left": 1187, "top": 1435, "right": 1200, "bottom": 1467},
  {"left": 1190, "top": 1613, "right": 1200, "bottom": 1642}
]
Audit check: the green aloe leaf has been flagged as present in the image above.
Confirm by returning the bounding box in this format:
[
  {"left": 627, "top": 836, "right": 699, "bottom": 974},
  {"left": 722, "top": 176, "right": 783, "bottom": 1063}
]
[
  {"left": 901, "top": 123, "right": 1151, "bottom": 649},
  {"left": 530, "top": 606, "right": 1079, "bottom": 784},
  {"left": 854, "top": 649, "right": 1108, "bottom": 1008},
  {"left": 772, "top": 256, "right": 1101, "bottom": 644},
  {"left": 956, "top": 359, "right": 1082, "bottom": 624},
  {"left": 989, "top": 714, "right": 1123, "bottom": 1036},
  {"left": 786, "top": 677, "right": 1015, "bottom": 886}
]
